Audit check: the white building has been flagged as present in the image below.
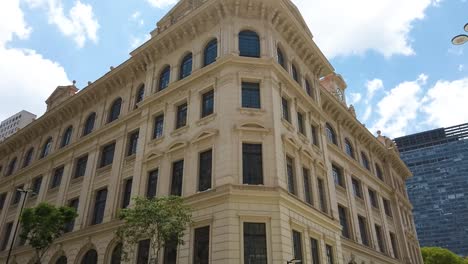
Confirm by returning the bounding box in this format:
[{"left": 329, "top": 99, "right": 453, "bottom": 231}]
[{"left": 0, "top": 111, "right": 36, "bottom": 142}]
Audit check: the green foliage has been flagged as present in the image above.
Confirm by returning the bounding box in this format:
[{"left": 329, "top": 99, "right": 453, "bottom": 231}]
[
  {"left": 20, "top": 203, "right": 78, "bottom": 263},
  {"left": 117, "top": 196, "right": 192, "bottom": 264},
  {"left": 421, "top": 247, "right": 463, "bottom": 264},
  {"left": 463, "top": 257, "right": 468, "bottom": 264}
]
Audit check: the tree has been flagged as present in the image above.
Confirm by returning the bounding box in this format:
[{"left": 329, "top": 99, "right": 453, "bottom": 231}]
[
  {"left": 117, "top": 196, "right": 192, "bottom": 264},
  {"left": 421, "top": 247, "right": 463, "bottom": 264},
  {"left": 20, "top": 202, "right": 78, "bottom": 264}
]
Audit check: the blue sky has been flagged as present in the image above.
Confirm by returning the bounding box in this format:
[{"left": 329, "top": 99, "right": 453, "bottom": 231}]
[{"left": 0, "top": 0, "right": 467, "bottom": 138}]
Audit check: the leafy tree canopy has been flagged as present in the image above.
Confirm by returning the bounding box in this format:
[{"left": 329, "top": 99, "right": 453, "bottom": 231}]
[{"left": 421, "top": 247, "right": 463, "bottom": 264}]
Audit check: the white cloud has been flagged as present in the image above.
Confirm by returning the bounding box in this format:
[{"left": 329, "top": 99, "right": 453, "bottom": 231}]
[
  {"left": 129, "top": 34, "right": 151, "bottom": 50},
  {"left": 365, "top": 79, "right": 384, "bottom": 100},
  {"left": 362, "top": 106, "right": 372, "bottom": 123},
  {"left": 146, "top": 0, "right": 178, "bottom": 9},
  {"left": 292, "top": 0, "right": 439, "bottom": 58},
  {"left": 130, "top": 11, "right": 144, "bottom": 26},
  {"left": 348, "top": 92, "right": 362, "bottom": 105},
  {"left": 459, "top": 64, "right": 464, "bottom": 72}
]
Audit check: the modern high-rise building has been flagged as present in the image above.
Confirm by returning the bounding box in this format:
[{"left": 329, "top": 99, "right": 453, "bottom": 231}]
[
  {"left": 395, "top": 123, "right": 468, "bottom": 256},
  {"left": 0, "top": 0, "right": 422, "bottom": 264},
  {"left": 0, "top": 111, "right": 36, "bottom": 142}
]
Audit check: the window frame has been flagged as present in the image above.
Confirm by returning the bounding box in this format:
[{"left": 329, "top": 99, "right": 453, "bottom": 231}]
[
  {"left": 60, "top": 126, "right": 73, "bottom": 148},
  {"left": 198, "top": 149, "right": 213, "bottom": 192},
  {"left": 170, "top": 160, "right": 184, "bottom": 196},
  {"left": 126, "top": 130, "right": 139, "bottom": 157},
  {"left": 99, "top": 142, "right": 116, "bottom": 168},
  {"left": 201, "top": 90, "right": 214, "bottom": 118},
  {"left": 153, "top": 113, "right": 165, "bottom": 140},
  {"left": 91, "top": 188, "right": 108, "bottom": 225},
  {"left": 107, "top": 98, "right": 122, "bottom": 123},
  {"left": 50, "top": 166, "right": 64, "bottom": 189},
  {"left": 242, "top": 143, "right": 264, "bottom": 185},
  {"left": 83, "top": 112, "right": 96, "bottom": 136},
  {"left": 241, "top": 82, "right": 261, "bottom": 109},
  {"left": 175, "top": 102, "right": 188, "bottom": 130},
  {"left": 203, "top": 39, "right": 218, "bottom": 67},
  {"left": 239, "top": 30, "right": 260, "bottom": 58},
  {"left": 158, "top": 66, "right": 171, "bottom": 91},
  {"left": 179, "top": 53, "right": 193, "bottom": 80}
]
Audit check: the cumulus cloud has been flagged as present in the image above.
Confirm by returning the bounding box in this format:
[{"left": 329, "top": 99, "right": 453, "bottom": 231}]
[
  {"left": 365, "top": 79, "right": 384, "bottom": 100},
  {"left": 146, "top": 0, "right": 178, "bottom": 9},
  {"left": 129, "top": 34, "right": 151, "bottom": 50},
  {"left": 348, "top": 92, "right": 362, "bottom": 105}
]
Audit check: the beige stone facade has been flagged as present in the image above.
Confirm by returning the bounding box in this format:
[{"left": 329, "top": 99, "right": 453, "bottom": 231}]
[{"left": 0, "top": 0, "right": 423, "bottom": 263}]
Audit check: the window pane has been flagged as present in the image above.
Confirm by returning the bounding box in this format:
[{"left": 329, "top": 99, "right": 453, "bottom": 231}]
[
  {"left": 108, "top": 98, "right": 122, "bottom": 123},
  {"left": 74, "top": 155, "right": 88, "bottom": 178},
  {"left": 176, "top": 103, "right": 188, "bottom": 129},
  {"left": 310, "top": 238, "right": 320, "bottom": 264},
  {"left": 297, "top": 112, "right": 305, "bottom": 134},
  {"left": 193, "top": 226, "right": 210, "bottom": 264},
  {"left": 83, "top": 113, "right": 96, "bottom": 136},
  {"left": 332, "top": 165, "right": 344, "bottom": 187},
  {"left": 204, "top": 39, "right": 218, "bottom": 66},
  {"left": 136, "top": 85, "right": 145, "bottom": 105},
  {"left": 352, "top": 178, "right": 362, "bottom": 198},
  {"left": 277, "top": 48, "right": 285, "bottom": 69},
  {"left": 242, "top": 144, "right": 263, "bottom": 185},
  {"left": 92, "top": 189, "right": 107, "bottom": 225},
  {"left": 282, "top": 98, "right": 290, "bottom": 121},
  {"left": 317, "top": 178, "right": 327, "bottom": 213},
  {"left": 201, "top": 90, "right": 214, "bottom": 118},
  {"left": 147, "top": 169, "right": 159, "bottom": 198},
  {"left": 180, "top": 54, "right": 193, "bottom": 79},
  {"left": 153, "top": 114, "right": 164, "bottom": 139},
  {"left": 292, "top": 230, "right": 303, "bottom": 261},
  {"left": 303, "top": 168, "right": 313, "bottom": 205},
  {"left": 198, "top": 150, "right": 212, "bottom": 192},
  {"left": 163, "top": 236, "right": 178, "bottom": 264},
  {"left": 326, "top": 245, "right": 334, "bottom": 264},
  {"left": 239, "top": 31, "right": 260, "bottom": 58},
  {"left": 127, "top": 130, "right": 139, "bottom": 156},
  {"left": 0, "top": 222, "right": 13, "bottom": 251},
  {"left": 81, "top": 249, "right": 98, "bottom": 264},
  {"left": 51, "top": 166, "right": 64, "bottom": 189},
  {"left": 242, "top": 82, "right": 260, "bottom": 109},
  {"left": 111, "top": 243, "right": 122, "bottom": 264},
  {"left": 243, "top": 223, "right": 267, "bottom": 264},
  {"left": 287, "top": 156, "right": 296, "bottom": 194},
  {"left": 61, "top": 126, "right": 73, "bottom": 148},
  {"left": 122, "top": 178, "right": 133, "bottom": 208},
  {"left": 159, "top": 66, "right": 171, "bottom": 91},
  {"left": 358, "top": 215, "right": 369, "bottom": 246},
  {"left": 100, "top": 143, "right": 116, "bottom": 167},
  {"left": 375, "top": 224, "right": 386, "bottom": 253},
  {"left": 64, "top": 198, "right": 79, "bottom": 233},
  {"left": 338, "top": 205, "right": 350, "bottom": 239},
  {"left": 171, "top": 160, "right": 184, "bottom": 196},
  {"left": 137, "top": 239, "right": 150, "bottom": 264}
]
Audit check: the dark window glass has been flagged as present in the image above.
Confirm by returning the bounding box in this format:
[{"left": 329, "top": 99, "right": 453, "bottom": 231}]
[
  {"left": 127, "top": 130, "right": 139, "bottom": 156},
  {"left": 292, "top": 64, "right": 300, "bottom": 83},
  {"left": 242, "top": 82, "right": 261, "bottom": 109},
  {"left": 204, "top": 39, "right": 218, "bottom": 66},
  {"left": 23, "top": 148, "right": 34, "bottom": 168},
  {"left": 201, "top": 90, "right": 214, "bottom": 118},
  {"left": 311, "top": 125, "right": 319, "bottom": 147},
  {"left": 198, "top": 150, "right": 212, "bottom": 192},
  {"left": 56, "top": 256, "right": 67, "bottom": 264},
  {"left": 361, "top": 152, "right": 370, "bottom": 170},
  {"left": 64, "top": 198, "right": 79, "bottom": 233},
  {"left": 40, "top": 137, "right": 52, "bottom": 158},
  {"left": 243, "top": 223, "right": 267, "bottom": 264},
  {"left": 5, "top": 157, "right": 17, "bottom": 176},
  {"left": 239, "top": 30, "right": 260, "bottom": 58},
  {"left": 110, "top": 243, "right": 122, "bottom": 264},
  {"left": 135, "top": 85, "right": 145, "bottom": 106},
  {"left": 180, "top": 53, "right": 193, "bottom": 79},
  {"left": 332, "top": 165, "right": 344, "bottom": 187},
  {"left": 375, "top": 224, "right": 386, "bottom": 253},
  {"left": 163, "top": 235, "right": 178, "bottom": 264},
  {"left": 338, "top": 205, "right": 350, "bottom": 239},
  {"left": 326, "top": 245, "right": 334, "bottom": 264},
  {"left": 50, "top": 166, "right": 64, "bottom": 189},
  {"left": 137, "top": 239, "right": 150, "bottom": 264},
  {"left": 282, "top": 98, "right": 290, "bottom": 121},
  {"left": 351, "top": 178, "right": 362, "bottom": 198},
  {"left": 12, "top": 185, "right": 24, "bottom": 205},
  {"left": 159, "top": 66, "right": 171, "bottom": 91},
  {"left": 303, "top": 168, "right": 313, "bottom": 205},
  {"left": 153, "top": 114, "right": 164, "bottom": 139},
  {"left": 287, "top": 156, "right": 296, "bottom": 195},
  {"left": 176, "top": 103, "right": 188, "bottom": 129},
  {"left": 147, "top": 169, "right": 159, "bottom": 198},
  {"left": 390, "top": 233, "right": 399, "bottom": 259},
  {"left": 122, "top": 178, "right": 133, "bottom": 208},
  {"left": 383, "top": 198, "right": 393, "bottom": 217},
  {"left": 171, "top": 160, "right": 184, "bottom": 196},
  {"left": 81, "top": 249, "right": 98, "bottom": 264},
  {"left": 297, "top": 112, "right": 305, "bottom": 134},
  {"left": 305, "top": 80, "right": 313, "bottom": 98},
  {"left": 325, "top": 124, "right": 337, "bottom": 145},
  {"left": 277, "top": 47, "right": 286, "bottom": 69},
  {"left": 91, "top": 189, "right": 107, "bottom": 225},
  {"left": 193, "top": 226, "right": 210, "bottom": 264},
  {"left": 31, "top": 176, "right": 43, "bottom": 196},
  {"left": 358, "top": 215, "right": 369, "bottom": 246},
  {"left": 317, "top": 178, "right": 327, "bottom": 213},
  {"left": 242, "top": 143, "right": 263, "bottom": 185},
  {"left": 344, "top": 139, "right": 354, "bottom": 158},
  {"left": 60, "top": 126, "right": 73, "bottom": 148},
  {"left": 74, "top": 155, "right": 88, "bottom": 178},
  {"left": 375, "top": 164, "right": 384, "bottom": 180},
  {"left": 108, "top": 98, "right": 122, "bottom": 123},
  {"left": 1, "top": 222, "right": 13, "bottom": 251},
  {"left": 83, "top": 113, "right": 96, "bottom": 136},
  {"left": 292, "top": 230, "right": 303, "bottom": 261},
  {"left": 0, "top": 193, "right": 6, "bottom": 210},
  {"left": 368, "top": 189, "right": 379, "bottom": 208},
  {"left": 100, "top": 142, "right": 116, "bottom": 168},
  {"left": 310, "top": 238, "right": 320, "bottom": 264}
]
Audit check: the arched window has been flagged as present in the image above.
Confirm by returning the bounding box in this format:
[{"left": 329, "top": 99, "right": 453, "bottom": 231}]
[
  {"left": 60, "top": 126, "right": 73, "bottom": 148},
  {"left": 5, "top": 157, "right": 17, "bottom": 176},
  {"left": 325, "top": 124, "right": 338, "bottom": 145},
  {"left": 40, "top": 137, "right": 52, "bottom": 159},
  {"left": 239, "top": 30, "right": 260, "bottom": 58},
  {"left": 292, "top": 64, "right": 300, "bottom": 83},
  {"left": 375, "top": 164, "right": 384, "bottom": 180},
  {"left": 277, "top": 47, "right": 286, "bottom": 69},
  {"left": 204, "top": 39, "right": 217, "bottom": 66},
  {"left": 56, "top": 256, "right": 67, "bottom": 264},
  {"left": 159, "top": 66, "right": 171, "bottom": 91},
  {"left": 83, "top": 113, "right": 96, "bottom": 136},
  {"left": 23, "top": 148, "right": 34, "bottom": 168},
  {"left": 110, "top": 243, "right": 123, "bottom": 264},
  {"left": 305, "top": 80, "right": 313, "bottom": 98},
  {"left": 179, "top": 53, "right": 193, "bottom": 79},
  {"left": 108, "top": 98, "right": 122, "bottom": 123},
  {"left": 361, "top": 152, "right": 370, "bottom": 170},
  {"left": 81, "top": 249, "right": 98, "bottom": 264},
  {"left": 344, "top": 139, "right": 354, "bottom": 159},
  {"left": 135, "top": 84, "right": 145, "bottom": 107}
]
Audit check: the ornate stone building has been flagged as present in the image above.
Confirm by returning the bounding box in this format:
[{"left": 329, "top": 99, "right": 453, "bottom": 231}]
[{"left": 0, "top": 0, "right": 422, "bottom": 263}]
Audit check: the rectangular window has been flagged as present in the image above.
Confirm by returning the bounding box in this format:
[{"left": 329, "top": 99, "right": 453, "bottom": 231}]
[
  {"left": 198, "top": 149, "right": 212, "bottom": 192},
  {"left": 64, "top": 198, "right": 79, "bottom": 233},
  {"left": 201, "top": 90, "right": 214, "bottom": 118},
  {"left": 137, "top": 239, "right": 150, "bottom": 264},
  {"left": 127, "top": 130, "right": 139, "bottom": 156},
  {"left": 163, "top": 236, "right": 178, "bottom": 264},
  {"left": 243, "top": 223, "right": 267, "bottom": 264},
  {"left": 91, "top": 188, "right": 107, "bottom": 225},
  {"left": 358, "top": 215, "right": 369, "bottom": 246},
  {"left": 297, "top": 112, "right": 305, "bottom": 134},
  {"left": 375, "top": 224, "right": 386, "bottom": 253},
  {"left": 241, "top": 82, "right": 261, "bottom": 109},
  {"left": 383, "top": 198, "right": 393, "bottom": 217},
  {"left": 368, "top": 189, "right": 379, "bottom": 208},
  {"left": 303, "top": 168, "right": 313, "bottom": 205},
  {"left": 390, "top": 232, "right": 399, "bottom": 259},
  {"left": 147, "top": 169, "right": 159, "bottom": 198},
  {"left": 50, "top": 166, "right": 64, "bottom": 189},
  {"left": 176, "top": 103, "right": 188, "bottom": 129},
  {"left": 242, "top": 143, "right": 263, "bottom": 185},
  {"left": 122, "top": 178, "right": 133, "bottom": 208},
  {"left": 100, "top": 142, "right": 116, "bottom": 168},
  {"left": 326, "top": 245, "right": 334, "bottom": 264},
  {"left": 153, "top": 114, "right": 164, "bottom": 139},
  {"left": 351, "top": 178, "right": 362, "bottom": 198},
  {"left": 338, "top": 205, "right": 350, "bottom": 239},
  {"left": 193, "top": 226, "right": 210, "bottom": 264},
  {"left": 310, "top": 238, "right": 320, "bottom": 264},
  {"left": 1, "top": 222, "right": 13, "bottom": 251},
  {"left": 31, "top": 176, "right": 43, "bottom": 196},
  {"left": 311, "top": 125, "right": 319, "bottom": 147},
  {"left": 0, "top": 193, "right": 6, "bottom": 210},
  {"left": 286, "top": 156, "right": 296, "bottom": 195},
  {"left": 292, "top": 230, "right": 303, "bottom": 262},
  {"left": 282, "top": 97, "right": 290, "bottom": 121},
  {"left": 171, "top": 160, "right": 184, "bottom": 196},
  {"left": 317, "top": 178, "right": 327, "bottom": 213},
  {"left": 11, "top": 185, "right": 23, "bottom": 205},
  {"left": 74, "top": 155, "right": 88, "bottom": 178},
  {"left": 332, "top": 165, "right": 344, "bottom": 187}
]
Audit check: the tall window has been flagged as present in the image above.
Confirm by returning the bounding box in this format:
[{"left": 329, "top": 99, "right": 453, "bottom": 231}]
[
  {"left": 40, "top": 137, "right": 52, "bottom": 158},
  {"left": 383, "top": 198, "right": 393, "bottom": 217},
  {"left": 180, "top": 53, "right": 193, "bottom": 79},
  {"left": 147, "top": 169, "right": 159, "bottom": 198},
  {"left": 176, "top": 103, "right": 188, "bottom": 129},
  {"left": 292, "top": 230, "right": 303, "bottom": 262},
  {"left": 368, "top": 189, "right": 379, "bottom": 208},
  {"left": 326, "top": 245, "right": 334, "bottom": 264},
  {"left": 81, "top": 249, "right": 98, "bottom": 264},
  {"left": 358, "top": 215, "right": 369, "bottom": 246},
  {"left": 242, "top": 143, "right": 263, "bottom": 185},
  {"left": 311, "top": 125, "right": 319, "bottom": 147},
  {"left": 64, "top": 198, "right": 79, "bottom": 233},
  {"left": 292, "top": 64, "right": 300, "bottom": 83},
  {"left": 303, "top": 168, "right": 313, "bottom": 205},
  {"left": 91, "top": 188, "right": 107, "bottom": 225},
  {"left": 375, "top": 224, "right": 386, "bottom": 253},
  {"left": 127, "top": 130, "right": 139, "bottom": 156},
  {"left": 0, "top": 222, "right": 13, "bottom": 251},
  {"left": 110, "top": 243, "right": 122, "bottom": 264},
  {"left": 361, "top": 152, "right": 370, "bottom": 170},
  {"left": 159, "top": 66, "right": 171, "bottom": 91},
  {"left": 201, "top": 90, "right": 214, "bottom": 118},
  {"left": 5, "top": 157, "right": 17, "bottom": 176},
  {"left": 74, "top": 155, "right": 88, "bottom": 178},
  {"left": 135, "top": 84, "right": 145, "bottom": 107},
  {"left": 193, "top": 226, "right": 210, "bottom": 264},
  {"left": 242, "top": 82, "right": 261, "bottom": 109},
  {"left": 0, "top": 193, "right": 6, "bottom": 210},
  {"left": 137, "top": 239, "right": 150, "bottom": 264},
  {"left": 338, "top": 205, "right": 350, "bottom": 239},
  {"left": 375, "top": 164, "right": 384, "bottom": 180},
  {"left": 22, "top": 148, "right": 34, "bottom": 168},
  {"left": 325, "top": 124, "right": 337, "bottom": 145},
  {"left": 100, "top": 142, "right": 116, "bottom": 168},
  {"left": 286, "top": 156, "right": 296, "bottom": 195},
  {"left": 297, "top": 112, "right": 305, "bottom": 135},
  {"left": 56, "top": 256, "right": 67, "bottom": 264},
  {"left": 243, "top": 222, "right": 267, "bottom": 264},
  {"left": 310, "top": 238, "right": 320, "bottom": 264},
  {"left": 163, "top": 236, "right": 178, "bottom": 264},
  {"left": 282, "top": 97, "right": 290, "bottom": 121},
  {"left": 204, "top": 39, "right": 217, "bottom": 66},
  {"left": 83, "top": 112, "right": 96, "bottom": 136},
  {"left": 332, "top": 165, "right": 344, "bottom": 187},
  {"left": 305, "top": 80, "right": 313, "bottom": 98},
  {"left": 351, "top": 178, "right": 362, "bottom": 198},
  {"left": 108, "top": 98, "right": 122, "bottom": 123},
  {"left": 390, "top": 232, "right": 399, "bottom": 259},
  {"left": 122, "top": 178, "right": 133, "bottom": 208},
  {"left": 344, "top": 139, "right": 354, "bottom": 158},
  {"left": 277, "top": 47, "right": 286, "bottom": 69},
  {"left": 198, "top": 149, "right": 212, "bottom": 192},
  {"left": 153, "top": 114, "right": 164, "bottom": 139},
  {"left": 60, "top": 126, "right": 73, "bottom": 148},
  {"left": 171, "top": 160, "right": 184, "bottom": 196},
  {"left": 317, "top": 178, "right": 327, "bottom": 213},
  {"left": 239, "top": 30, "right": 260, "bottom": 58},
  {"left": 31, "top": 176, "right": 43, "bottom": 196}
]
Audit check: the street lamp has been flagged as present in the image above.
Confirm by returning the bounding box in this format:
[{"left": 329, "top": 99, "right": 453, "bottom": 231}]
[
  {"left": 5, "top": 188, "right": 34, "bottom": 264},
  {"left": 287, "top": 259, "right": 302, "bottom": 264},
  {"left": 451, "top": 23, "right": 468, "bottom": 45}
]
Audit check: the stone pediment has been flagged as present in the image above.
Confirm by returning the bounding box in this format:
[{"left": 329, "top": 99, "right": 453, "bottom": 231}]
[{"left": 46, "top": 83, "right": 78, "bottom": 112}]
